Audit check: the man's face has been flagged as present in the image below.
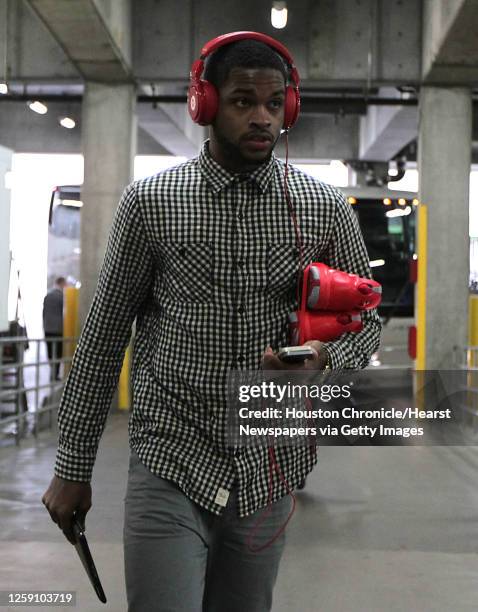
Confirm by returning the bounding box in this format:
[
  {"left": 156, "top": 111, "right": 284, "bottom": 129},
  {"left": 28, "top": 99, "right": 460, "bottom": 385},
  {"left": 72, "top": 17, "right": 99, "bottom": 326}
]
[{"left": 209, "top": 67, "right": 286, "bottom": 172}]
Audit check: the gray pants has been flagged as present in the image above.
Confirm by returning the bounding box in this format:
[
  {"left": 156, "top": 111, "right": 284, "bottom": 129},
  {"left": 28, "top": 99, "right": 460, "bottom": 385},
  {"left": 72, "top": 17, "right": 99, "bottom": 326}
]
[{"left": 123, "top": 450, "right": 290, "bottom": 612}]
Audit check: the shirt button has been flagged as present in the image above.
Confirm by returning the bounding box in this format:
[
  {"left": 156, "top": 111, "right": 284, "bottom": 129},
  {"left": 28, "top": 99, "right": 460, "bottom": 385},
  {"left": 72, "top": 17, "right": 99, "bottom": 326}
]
[
  {"left": 237, "top": 213, "right": 244, "bottom": 221},
  {"left": 237, "top": 306, "right": 245, "bottom": 314},
  {"left": 237, "top": 355, "right": 245, "bottom": 363},
  {"left": 237, "top": 260, "right": 245, "bottom": 268}
]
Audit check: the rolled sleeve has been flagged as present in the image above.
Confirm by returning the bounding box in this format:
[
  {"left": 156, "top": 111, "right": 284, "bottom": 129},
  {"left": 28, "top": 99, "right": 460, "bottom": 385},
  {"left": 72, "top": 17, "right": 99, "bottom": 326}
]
[{"left": 54, "top": 183, "right": 155, "bottom": 481}]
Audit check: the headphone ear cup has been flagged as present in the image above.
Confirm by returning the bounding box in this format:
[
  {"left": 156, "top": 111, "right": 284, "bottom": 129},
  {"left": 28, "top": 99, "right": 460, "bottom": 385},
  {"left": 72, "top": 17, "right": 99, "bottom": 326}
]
[
  {"left": 188, "top": 82, "right": 202, "bottom": 123},
  {"left": 188, "top": 80, "right": 219, "bottom": 126},
  {"left": 283, "top": 85, "right": 300, "bottom": 130},
  {"left": 200, "top": 80, "right": 219, "bottom": 125}
]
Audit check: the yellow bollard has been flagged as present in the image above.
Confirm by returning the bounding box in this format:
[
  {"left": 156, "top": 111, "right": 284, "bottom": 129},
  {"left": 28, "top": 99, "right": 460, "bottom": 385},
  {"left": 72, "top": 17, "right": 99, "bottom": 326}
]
[
  {"left": 416, "top": 204, "right": 427, "bottom": 371},
  {"left": 118, "top": 344, "right": 131, "bottom": 410},
  {"left": 414, "top": 204, "right": 428, "bottom": 410},
  {"left": 63, "top": 287, "right": 79, "bottom": 378},
  {"left": 469, "top": 295, "right": 478, "bottom": 368},
  {"left": 468, "top": 295, "right": 478, "bottom": 416}
]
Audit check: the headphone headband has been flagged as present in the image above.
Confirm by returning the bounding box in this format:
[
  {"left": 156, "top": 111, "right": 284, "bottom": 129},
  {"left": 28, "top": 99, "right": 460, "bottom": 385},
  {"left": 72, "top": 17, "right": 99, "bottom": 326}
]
[
  {"left": 191, "top": 31, "right": 300, "bottom": 88},
  {"left": 188, "top": 31, "right": 300, "bottom": 128},
  {"left": 200, "top": 31, "right": 297, "bottom": 72}
]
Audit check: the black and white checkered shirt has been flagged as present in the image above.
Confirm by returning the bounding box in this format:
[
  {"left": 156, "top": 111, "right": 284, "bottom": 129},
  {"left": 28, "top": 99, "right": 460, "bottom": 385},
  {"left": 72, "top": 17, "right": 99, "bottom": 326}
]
[{"left": 55, "top": 141, "right": 381, "bottom": 516}]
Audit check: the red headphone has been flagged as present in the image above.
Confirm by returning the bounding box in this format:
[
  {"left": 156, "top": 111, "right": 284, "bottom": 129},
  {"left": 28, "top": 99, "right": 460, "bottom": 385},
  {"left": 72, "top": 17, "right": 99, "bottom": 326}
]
[{"left": 188, "top": 31, "right": 301, "bottom": 129}]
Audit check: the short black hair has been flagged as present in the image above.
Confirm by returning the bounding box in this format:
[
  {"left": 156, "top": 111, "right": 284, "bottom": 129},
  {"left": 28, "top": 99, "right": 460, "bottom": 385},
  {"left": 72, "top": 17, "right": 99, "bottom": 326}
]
[{"left": 203, "top": 39, "right": 288, "bottom": 89}]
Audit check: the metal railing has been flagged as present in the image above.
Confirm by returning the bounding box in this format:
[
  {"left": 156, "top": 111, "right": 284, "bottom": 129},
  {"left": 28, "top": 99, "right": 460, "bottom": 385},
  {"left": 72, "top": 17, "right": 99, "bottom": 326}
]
[{"left": 0, "top": 335, "right": 78, "bottom": 445}]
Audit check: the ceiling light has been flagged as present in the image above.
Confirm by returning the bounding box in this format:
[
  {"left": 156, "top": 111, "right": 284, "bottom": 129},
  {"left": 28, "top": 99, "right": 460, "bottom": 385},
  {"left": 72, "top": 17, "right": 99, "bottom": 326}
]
[
  {"left": 0, "top": 83, "right": 8, "bottom": 95},
  {"left": 369, "top": 259, "right": 385, "bottom": 268},
  {"left": 347, "top": 196, "right": 357, "bottom": 205},
  {"left": 412, "top": 198, "right": 420, "bottom": 206},
  {"left": 60, "top": 117, "right": 76, "bottom": 129},
  {"left": 398, "top": 198, "right": 407, "bottom": 205},
  {"left": 271, "top": 1, "right": 288, "bottom": 29},
  {"left": 28, "top": 100, "right": 48, "bottom": 114},
  {"left": 383, "top": 198, "right": 392, "bottom": 205}
]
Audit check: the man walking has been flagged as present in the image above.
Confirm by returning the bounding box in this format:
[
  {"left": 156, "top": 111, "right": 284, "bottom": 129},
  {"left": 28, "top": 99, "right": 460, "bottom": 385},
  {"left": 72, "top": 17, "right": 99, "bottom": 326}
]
[{"left": 42, "top": 32, "right": 380, "bottom": 611}]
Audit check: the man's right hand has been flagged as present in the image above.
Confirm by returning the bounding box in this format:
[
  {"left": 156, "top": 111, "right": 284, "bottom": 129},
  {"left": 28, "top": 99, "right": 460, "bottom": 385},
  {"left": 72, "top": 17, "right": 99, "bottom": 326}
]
[{"left": 42, "top": 475, "right": 92, "bottom": 545}]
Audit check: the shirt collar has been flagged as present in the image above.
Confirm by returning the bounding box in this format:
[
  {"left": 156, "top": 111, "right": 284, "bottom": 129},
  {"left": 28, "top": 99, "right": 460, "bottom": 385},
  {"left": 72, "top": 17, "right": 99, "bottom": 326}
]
[{"left": 198, "top": 140, "right": 276, "bottom": 195}]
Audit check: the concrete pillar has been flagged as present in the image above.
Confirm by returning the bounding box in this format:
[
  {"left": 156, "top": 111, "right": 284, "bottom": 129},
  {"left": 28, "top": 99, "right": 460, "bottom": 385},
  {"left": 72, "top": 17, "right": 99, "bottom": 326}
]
[
  {"left": 417, "top": 86, "right": 472, "bottom": 369},
  {"left": 80, "top": 82, "right": 136, "bottom": 325},
  {"left": 0, "top": 145, "right": 13, "bottom": 332}
]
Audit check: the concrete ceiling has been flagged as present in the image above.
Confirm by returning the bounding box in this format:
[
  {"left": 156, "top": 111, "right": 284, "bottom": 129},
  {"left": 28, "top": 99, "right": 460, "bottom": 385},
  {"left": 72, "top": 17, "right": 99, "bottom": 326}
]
[
  {"left": 0, "top": 0, "right": 477, "bottom": 163},
  {"left": 25, "top": 0, "right": 133, "bottom": 81},
  {"left": 423, "top": 0, "right": 478, "bottom": 84}
]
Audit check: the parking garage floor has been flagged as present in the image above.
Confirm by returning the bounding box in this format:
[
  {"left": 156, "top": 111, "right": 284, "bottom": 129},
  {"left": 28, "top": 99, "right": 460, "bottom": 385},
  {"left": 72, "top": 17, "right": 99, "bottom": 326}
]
[{"left": 1, "top": 409, "right": 478, "bottom": 612}]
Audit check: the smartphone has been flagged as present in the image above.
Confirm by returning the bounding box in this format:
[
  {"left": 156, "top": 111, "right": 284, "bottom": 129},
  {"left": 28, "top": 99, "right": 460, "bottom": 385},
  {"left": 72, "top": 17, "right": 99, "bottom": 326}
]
[
  {"left": 277, "top": 346, "right": 315, "bottom": 363},
  {"left": 72, "top": 517, "right": 107, "bottom": 604}
]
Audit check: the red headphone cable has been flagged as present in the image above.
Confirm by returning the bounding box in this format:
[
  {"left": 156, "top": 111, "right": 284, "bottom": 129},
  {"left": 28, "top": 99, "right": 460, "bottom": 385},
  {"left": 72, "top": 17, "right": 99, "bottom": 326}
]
[
  {"left": 245, "top": 443, "right": 297, "bottom": 553},
  {"left": 246, "top": 131, "right": 309, "bottom": 554},
  {"left": 283, "top": 129, "right": 305, "bottom": 307},
  {"left": 284, "top": 131, "right": 319, "bottom": 456}
]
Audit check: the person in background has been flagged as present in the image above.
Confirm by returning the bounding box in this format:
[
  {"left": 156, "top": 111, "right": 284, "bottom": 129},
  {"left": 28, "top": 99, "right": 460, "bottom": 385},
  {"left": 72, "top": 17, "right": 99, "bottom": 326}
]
[{"left": 43, "top": 276, "right": 66, "bottom": 380}]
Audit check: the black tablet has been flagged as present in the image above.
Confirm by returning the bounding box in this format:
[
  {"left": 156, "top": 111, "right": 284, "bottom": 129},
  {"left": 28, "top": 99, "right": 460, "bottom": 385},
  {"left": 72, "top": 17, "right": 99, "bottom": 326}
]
[{"left": 72, "top": 516, "right": 107, "bottom": 604}]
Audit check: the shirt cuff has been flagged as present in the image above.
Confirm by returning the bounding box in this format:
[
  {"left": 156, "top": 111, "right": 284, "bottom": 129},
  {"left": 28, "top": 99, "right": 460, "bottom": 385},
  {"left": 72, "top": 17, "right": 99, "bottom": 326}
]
[
  {"left": 321, "top": 341, "right": 347, "bottom": 370},
  {"left": 54, "top": 446, "right": 95, "bottom": 482}
]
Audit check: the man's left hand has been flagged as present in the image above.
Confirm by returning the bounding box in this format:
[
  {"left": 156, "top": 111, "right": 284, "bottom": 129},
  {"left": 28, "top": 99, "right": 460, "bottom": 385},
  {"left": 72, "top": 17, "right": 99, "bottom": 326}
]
[{"left": 261, "top": 341, "right": 328, "bottom": 370}]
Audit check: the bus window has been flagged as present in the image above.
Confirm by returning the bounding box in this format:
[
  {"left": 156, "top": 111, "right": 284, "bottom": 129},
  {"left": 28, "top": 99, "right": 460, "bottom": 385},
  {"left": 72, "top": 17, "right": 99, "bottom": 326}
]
[
  {"left": 47, "top": 186, "right": 82, "bottom": 288},
  {"left": 51, "top": 204, "right": 81, "bottom": 240}
]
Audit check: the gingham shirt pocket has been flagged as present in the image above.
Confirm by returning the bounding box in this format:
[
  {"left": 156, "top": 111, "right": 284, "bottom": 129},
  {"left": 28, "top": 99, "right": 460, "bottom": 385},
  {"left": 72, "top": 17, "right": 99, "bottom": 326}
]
[
  {"left": 266, "top": 241, "right": 320, "bottom": 302},
  {"left": 159, "top": 241, "right": 213, "bottom": 304}
]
